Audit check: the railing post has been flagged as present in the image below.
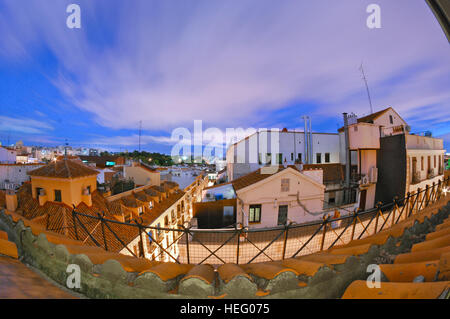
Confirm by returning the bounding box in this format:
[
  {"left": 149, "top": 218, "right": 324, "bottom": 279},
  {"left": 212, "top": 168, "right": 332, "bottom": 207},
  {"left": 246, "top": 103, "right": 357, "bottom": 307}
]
[
  {"left": 282, "top": 224, "right": 290, "bottom": 259},
  {"left": 350, "top": 210, "right": 358, "bottom": 241},
  {"left": 434, "top": 180, "right": 441, "bottom": 202},
  {"left": 185, "top": 227, "right": 190, "bottom": 264},
  {"left": 374, "top": 202, "right": 382, "bottom": 234},
  {"left": 424, "top": 185, "right": 430, "bottom": 207},
  {"left": 320, "top": 218, "right": 328, "bottom": 251},
  {"left": 99, "top": 212, "right": 108, "bottom": 252},
  {"left": 391, "top": 197, "right": 398, "bottom": 227},
  {"left": 236, "top": 226, "right": 241, "bottom": 264},
  {"left": 416, "top": 188, "right": 421, "bottom": 213},
  {"left": 405, "top": 192, "right": 410, "bottom": 219}
]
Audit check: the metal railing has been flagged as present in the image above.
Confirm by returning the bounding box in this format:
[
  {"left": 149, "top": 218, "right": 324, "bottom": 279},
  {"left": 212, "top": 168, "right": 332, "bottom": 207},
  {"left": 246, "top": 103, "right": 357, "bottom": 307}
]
[{"left": 67, "top": 177, "right": 449, "bottom": 265}]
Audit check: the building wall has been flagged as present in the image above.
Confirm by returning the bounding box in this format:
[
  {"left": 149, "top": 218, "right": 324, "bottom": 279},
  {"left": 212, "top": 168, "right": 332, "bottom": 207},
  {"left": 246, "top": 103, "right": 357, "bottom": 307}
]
[
  {"left": 0, "top": 164, "right": 45, "bottom": 188},
  {"left": 226, "top": 131, "right": 340, "bottom": 180},
  {"left": 406, "top": 149, "right": 445, "bottom": 194},
  {"left": 235, "top": 168, "right": 325, "bottom": 228},
  {"left": 373, "top": 108, "right": 407, "bottom": 128},
  {"left": 124, "top": 166, "right": 160, "bottom": 186},
  {"left": 31, "top": 175, "right": 97, "bottom": 207},
  {"left": 0, "top": 147, "right": 16, "bottom": 163},
  {"left": 374, "top": 135, "right": 407, "bottom": 205}
]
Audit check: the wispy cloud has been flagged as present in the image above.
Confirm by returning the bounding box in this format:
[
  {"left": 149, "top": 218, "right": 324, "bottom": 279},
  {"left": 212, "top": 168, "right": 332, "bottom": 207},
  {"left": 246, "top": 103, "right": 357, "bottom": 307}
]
[
  {"left": 0, "top": 0, "right": 448, "bottom": 140},
  {"left": 0, "top": 116, "right": 53, "bottom": 134}
]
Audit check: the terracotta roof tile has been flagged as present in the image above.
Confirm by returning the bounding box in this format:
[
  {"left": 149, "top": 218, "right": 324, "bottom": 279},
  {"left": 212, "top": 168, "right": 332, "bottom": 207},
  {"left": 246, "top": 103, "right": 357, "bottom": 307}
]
[
  {"left": 28, "top": 159, "right": 99, "bottom": 179},
  {"left": 232, "top": 165, "right": 299, "bottom": 191},
  {"left": 303, "top": 163, "right": 344, "bottom": 183}
]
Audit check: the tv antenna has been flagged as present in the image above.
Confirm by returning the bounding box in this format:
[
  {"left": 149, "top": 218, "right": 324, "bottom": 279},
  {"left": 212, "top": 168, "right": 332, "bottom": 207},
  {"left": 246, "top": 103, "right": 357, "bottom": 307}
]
[{"left": 359, "top": 63, "right": 373, "bottom": 114}]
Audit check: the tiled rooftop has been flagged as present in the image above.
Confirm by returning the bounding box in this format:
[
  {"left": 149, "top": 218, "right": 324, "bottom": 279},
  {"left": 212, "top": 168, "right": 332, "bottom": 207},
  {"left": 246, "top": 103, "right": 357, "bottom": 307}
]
[{"left": 28, "top": 159, "right": 99, "bottom": 179}]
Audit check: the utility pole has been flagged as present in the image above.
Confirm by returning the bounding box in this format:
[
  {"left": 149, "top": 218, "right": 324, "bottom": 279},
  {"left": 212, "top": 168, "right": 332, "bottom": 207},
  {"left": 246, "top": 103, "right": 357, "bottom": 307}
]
[{"left": 359, "top": 63, "right": 373, "bottom": 114}]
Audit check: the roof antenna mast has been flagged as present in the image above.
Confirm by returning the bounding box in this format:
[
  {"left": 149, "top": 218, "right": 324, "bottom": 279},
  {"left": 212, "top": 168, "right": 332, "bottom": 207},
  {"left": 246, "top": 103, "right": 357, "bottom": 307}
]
[{"left": 359, "top": 63, "right": 374, "bottom": 114}]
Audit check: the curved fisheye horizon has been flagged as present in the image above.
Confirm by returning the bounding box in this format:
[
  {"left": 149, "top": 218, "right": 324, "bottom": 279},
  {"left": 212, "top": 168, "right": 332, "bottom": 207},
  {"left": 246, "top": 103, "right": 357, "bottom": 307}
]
[
  {"left": 0, "top": 0, "right": 450, "bottom": 304},
  {"left": 0, "top": 0, "right": 449, "bottom": 155}
]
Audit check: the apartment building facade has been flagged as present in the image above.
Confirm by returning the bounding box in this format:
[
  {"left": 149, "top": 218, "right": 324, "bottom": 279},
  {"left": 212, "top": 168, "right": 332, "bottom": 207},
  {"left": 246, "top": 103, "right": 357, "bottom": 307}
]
[{"left": 226, "top": 129, "right": 340, "bottom": 181}]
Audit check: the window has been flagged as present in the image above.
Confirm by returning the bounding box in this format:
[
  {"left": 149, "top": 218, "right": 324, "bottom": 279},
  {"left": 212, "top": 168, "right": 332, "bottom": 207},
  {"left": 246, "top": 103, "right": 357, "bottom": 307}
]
[
  {"left": 54, "top": 190, "right": 62, "bottom": 202},
  {"left": 328, "top": 191, "right": 336, "bottom": 204},
  {"left": 249, "top": 205, "right": 261, "bottom": 223},
  {"left": 421, "top": 157, "right": 424, "bottom": 170},
  {"left": 281, "top": 178, "right": 290, "bottom": 192},
  {"left": 125, "top": 214, "right": 131, "bottom": 223},
  {"left": 434, "top": 155, "right": 436, "bottom": 168},
  {"left": 86, "top": 186, "right": 91, "bottom": 194},
  {"left": 149, "top": 201, "right": 153, "bottom": 209},
  {"left": 389, "top": 115, "right": 393, "bottom": 124},
  {"left": 297, "top": 153, "right": 302, "bottom": 163},
  {"left": 325, "top": 153, "right": 330, "bottom": 163},
  {"left": 277, "top": 153, "right": 283, "bottom": 164},
  {"left": 164, "top": 216, "right": 169, "bottom": 227},
  {"left": 138, "top": 206, "right": 143, "bottom": 215},
  {"left": 316, "top": 153, "right": 322, "bottom": 164},
  {"left": 290, "top": 153, "right": 294, "bottom": 161}
]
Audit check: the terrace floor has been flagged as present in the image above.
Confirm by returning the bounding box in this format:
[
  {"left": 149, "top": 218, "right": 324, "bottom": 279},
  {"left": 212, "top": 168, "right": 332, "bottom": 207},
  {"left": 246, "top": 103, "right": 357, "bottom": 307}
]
[{"left": 0, "top": 256, "right": 77, "bottom": 299}]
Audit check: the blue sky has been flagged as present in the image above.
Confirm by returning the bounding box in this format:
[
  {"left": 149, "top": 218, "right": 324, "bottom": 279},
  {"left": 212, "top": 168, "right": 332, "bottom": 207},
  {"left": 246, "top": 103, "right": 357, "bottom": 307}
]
[{"left": 0, "top": 0, "right": 449, "bottom": 156}]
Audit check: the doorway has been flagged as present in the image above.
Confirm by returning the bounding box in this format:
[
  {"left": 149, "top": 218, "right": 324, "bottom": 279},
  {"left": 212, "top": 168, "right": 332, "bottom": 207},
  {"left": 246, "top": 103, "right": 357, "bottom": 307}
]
[
  {"left": 359, "top": 189, "right": 367, "bottom": 211},
  {"left": 278, "top": 205, "right": 288, "bottom": 225}
]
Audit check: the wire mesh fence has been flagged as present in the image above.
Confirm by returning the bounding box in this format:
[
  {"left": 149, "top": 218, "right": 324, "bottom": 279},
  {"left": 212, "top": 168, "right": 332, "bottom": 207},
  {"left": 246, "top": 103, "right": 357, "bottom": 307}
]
[{"left": 70, "top": 177, "right": 449, "bottom": 265}]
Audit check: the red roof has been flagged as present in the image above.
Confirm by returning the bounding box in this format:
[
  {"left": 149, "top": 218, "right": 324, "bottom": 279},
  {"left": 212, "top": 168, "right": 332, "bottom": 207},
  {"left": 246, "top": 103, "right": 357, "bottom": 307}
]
[{"left": 28, "top": 159, "right": 99, "bottom": 179}]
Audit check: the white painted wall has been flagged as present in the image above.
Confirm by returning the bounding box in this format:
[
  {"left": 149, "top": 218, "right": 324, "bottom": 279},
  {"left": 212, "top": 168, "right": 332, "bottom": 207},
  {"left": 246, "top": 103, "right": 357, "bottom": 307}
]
[
  {"left": 235, "top": 168, "right": 325, "bottom": 228},
  {"left": 0, "top": 147, "right": 16, "bottom": 163}
]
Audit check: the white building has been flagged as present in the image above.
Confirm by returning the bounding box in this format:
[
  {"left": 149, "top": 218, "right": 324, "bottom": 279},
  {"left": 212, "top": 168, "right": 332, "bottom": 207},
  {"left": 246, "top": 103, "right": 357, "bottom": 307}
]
[
  {"left": 0, "top": 147, "right": 16, "bottom": 164},
  {"left": 0, "top": 163, "right": 45, "bottom": 190},
  {"left": 226, "top": 128, "right": 341, "bottom": 181}
]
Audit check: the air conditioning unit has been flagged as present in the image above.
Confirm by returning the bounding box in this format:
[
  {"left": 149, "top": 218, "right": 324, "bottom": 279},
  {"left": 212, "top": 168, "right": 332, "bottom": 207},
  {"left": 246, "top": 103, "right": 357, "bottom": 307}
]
[
  {"left": 361, "top": 175, "right": 370, "bottom": 185},
  {"left": 369, "top": 167, "right": 378, "bottom": 183}
]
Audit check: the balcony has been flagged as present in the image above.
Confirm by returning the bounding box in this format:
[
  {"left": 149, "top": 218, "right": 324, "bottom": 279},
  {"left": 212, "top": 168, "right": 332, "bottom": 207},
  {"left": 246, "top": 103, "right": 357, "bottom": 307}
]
[
  {"left": 380, "top": 125, "right": 406, "bottom": 137},
  {"left": 406, "top": 134, "right": 444, "bottom": 150}
]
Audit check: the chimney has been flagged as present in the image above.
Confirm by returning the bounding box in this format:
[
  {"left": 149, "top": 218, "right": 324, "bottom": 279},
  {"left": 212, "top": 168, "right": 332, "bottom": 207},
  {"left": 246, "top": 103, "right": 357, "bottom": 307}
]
[{"left": 5, "top": 190, "right": 18, "bottom": 212}]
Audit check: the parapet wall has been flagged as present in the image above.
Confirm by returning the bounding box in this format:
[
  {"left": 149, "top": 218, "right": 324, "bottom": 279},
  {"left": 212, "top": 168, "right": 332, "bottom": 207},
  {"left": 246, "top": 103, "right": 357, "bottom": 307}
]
[{"left": 1, "top": 196, "right": 449, "bottom": 299}]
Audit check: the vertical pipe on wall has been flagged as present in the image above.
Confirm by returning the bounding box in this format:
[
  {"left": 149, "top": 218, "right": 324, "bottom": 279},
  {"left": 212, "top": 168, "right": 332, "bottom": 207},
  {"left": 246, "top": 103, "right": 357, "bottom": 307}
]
[{"left": 308, "top": 117, "right": 313, "bottom": 164}]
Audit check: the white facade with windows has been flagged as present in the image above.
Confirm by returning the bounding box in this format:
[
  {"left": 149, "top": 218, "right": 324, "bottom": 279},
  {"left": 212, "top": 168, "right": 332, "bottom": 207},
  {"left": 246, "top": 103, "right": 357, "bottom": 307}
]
[{"left": 226, "top": 130, "right": 340, "bottom": 181}]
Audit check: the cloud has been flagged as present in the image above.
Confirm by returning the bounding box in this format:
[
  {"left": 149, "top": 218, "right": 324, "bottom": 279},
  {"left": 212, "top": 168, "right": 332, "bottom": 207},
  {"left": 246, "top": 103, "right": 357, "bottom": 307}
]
[{"left": 0, "top": 0, "right": 449, "bottom": 136}]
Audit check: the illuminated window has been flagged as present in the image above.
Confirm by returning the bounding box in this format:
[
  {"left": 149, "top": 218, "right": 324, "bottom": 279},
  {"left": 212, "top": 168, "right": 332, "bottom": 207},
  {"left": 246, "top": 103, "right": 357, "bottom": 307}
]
[{"left": 249, "top": 205, "right": 261, "bottom": 223}]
